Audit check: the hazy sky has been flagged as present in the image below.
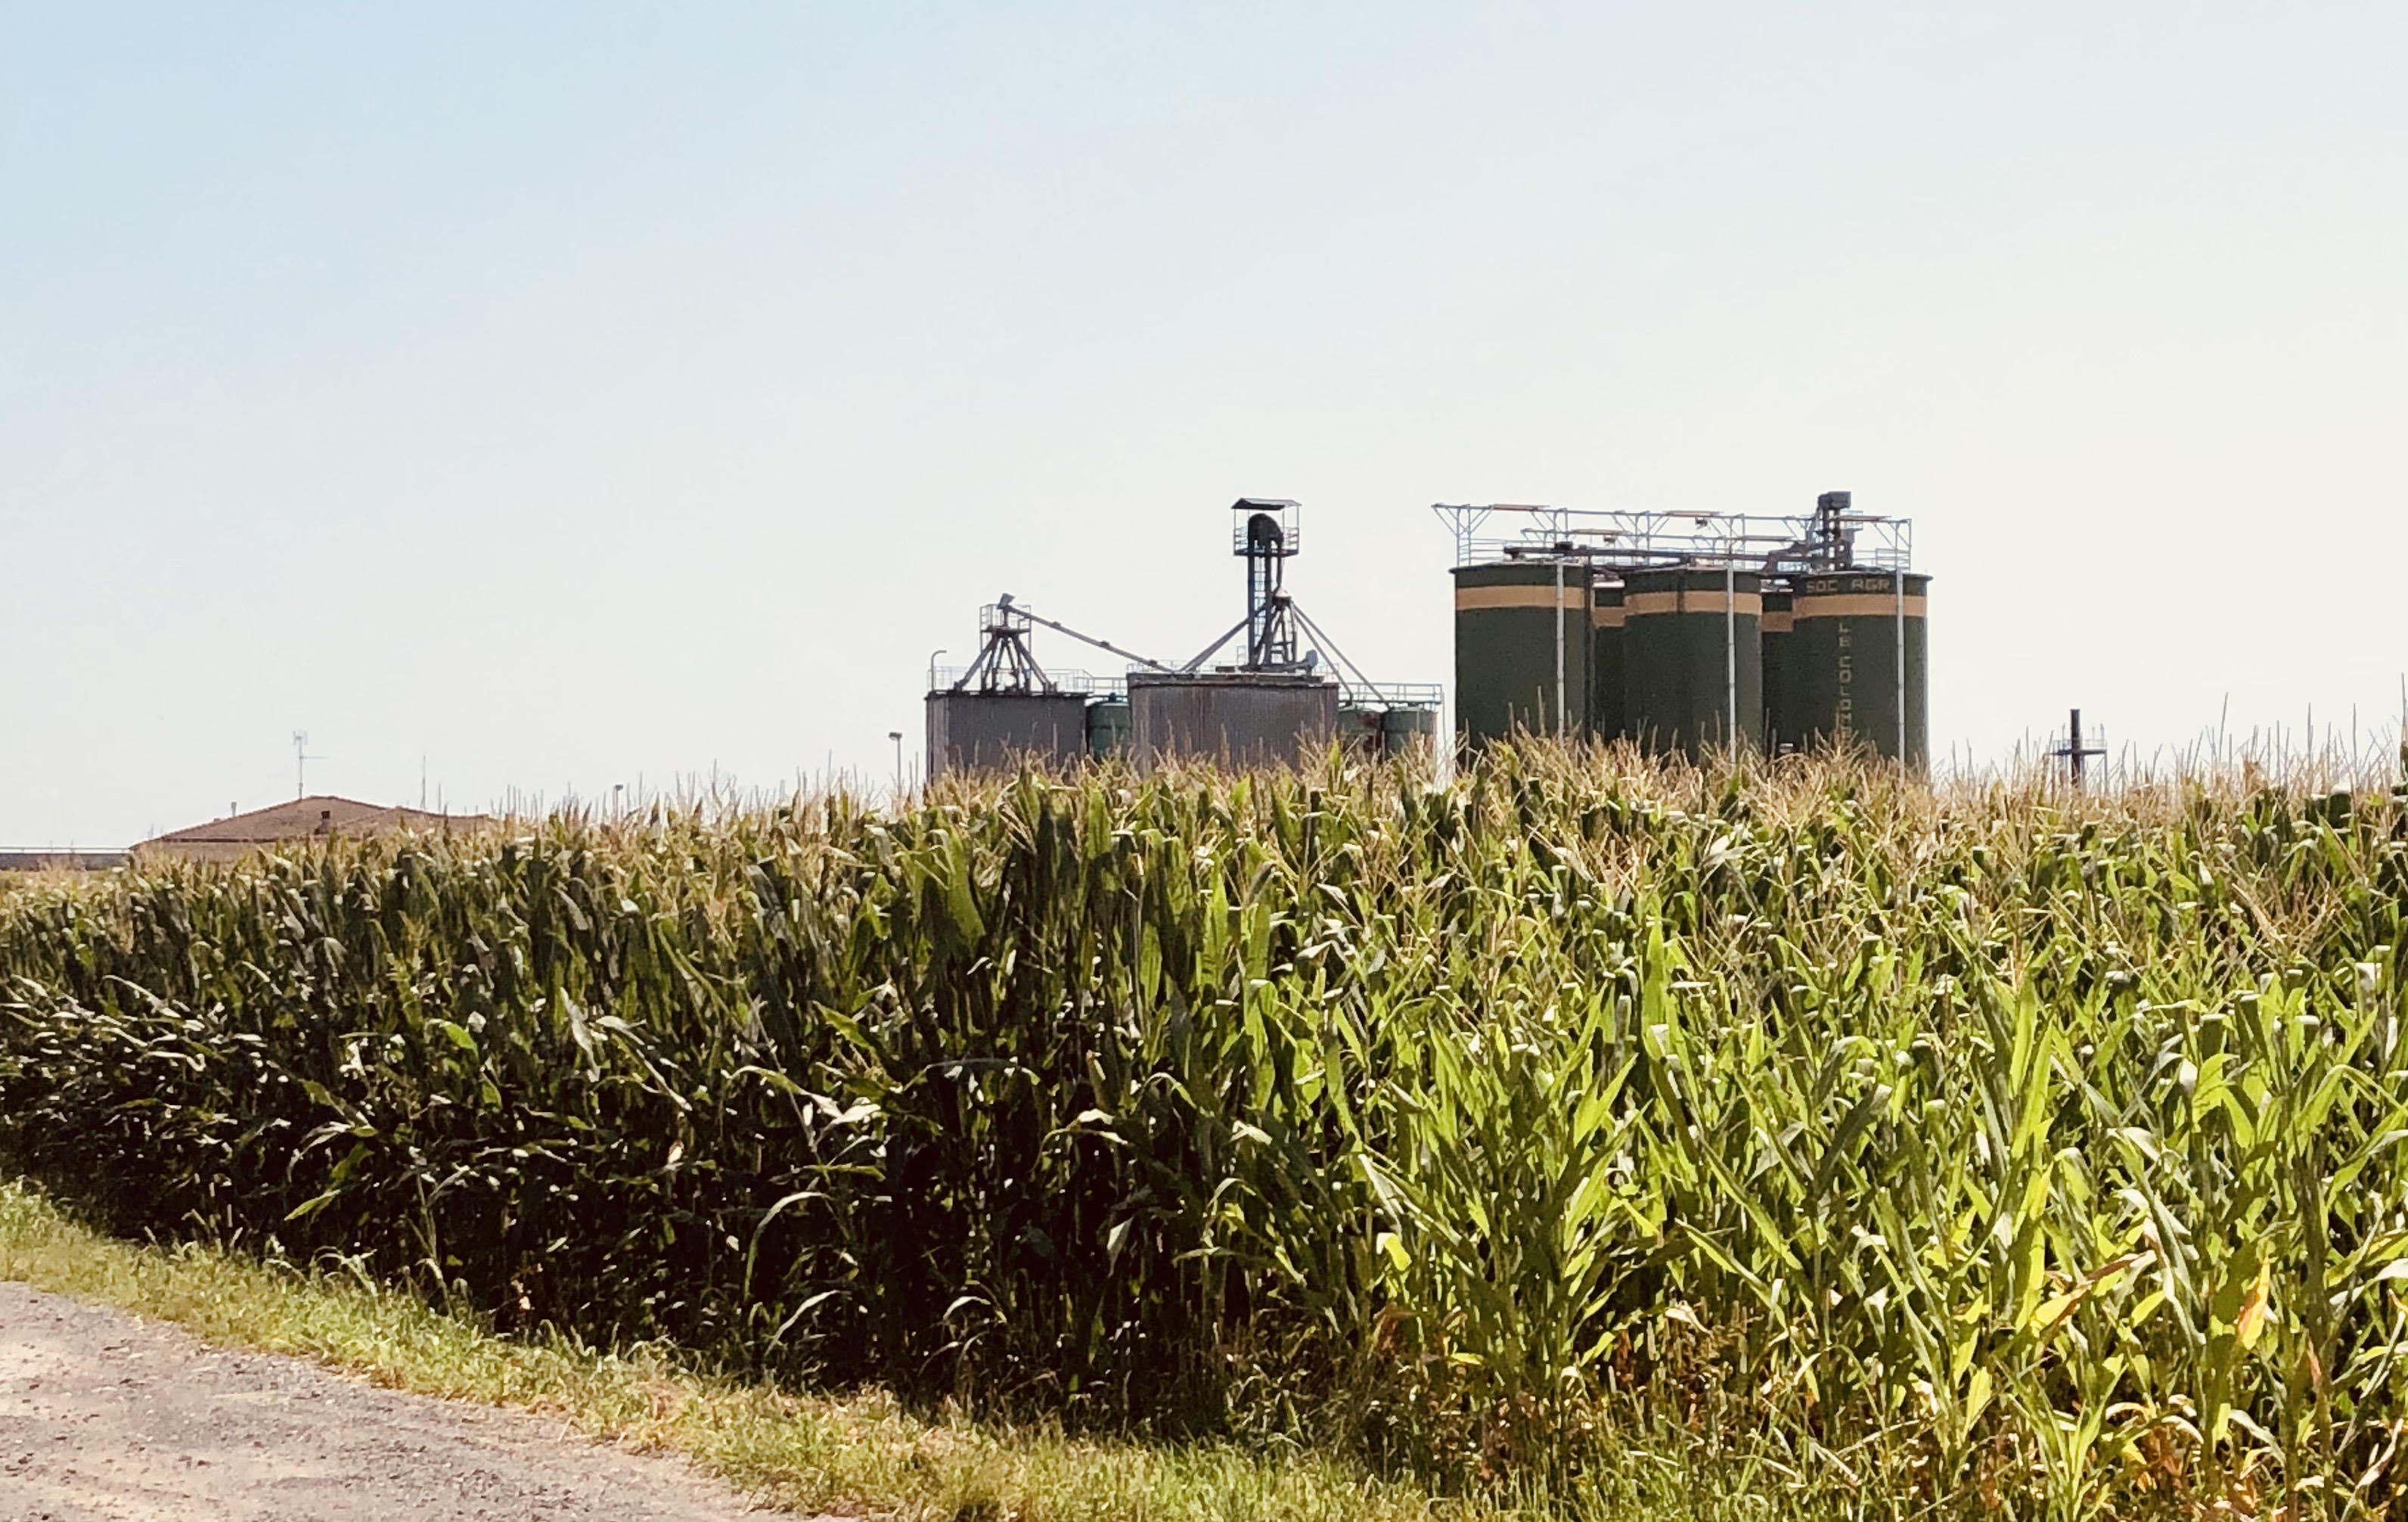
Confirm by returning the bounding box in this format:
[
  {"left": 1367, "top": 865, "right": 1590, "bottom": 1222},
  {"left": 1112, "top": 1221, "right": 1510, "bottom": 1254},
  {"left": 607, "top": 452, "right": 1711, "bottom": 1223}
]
[{"left": 5, "top": 4, "right": 2404, "bottom": 844}]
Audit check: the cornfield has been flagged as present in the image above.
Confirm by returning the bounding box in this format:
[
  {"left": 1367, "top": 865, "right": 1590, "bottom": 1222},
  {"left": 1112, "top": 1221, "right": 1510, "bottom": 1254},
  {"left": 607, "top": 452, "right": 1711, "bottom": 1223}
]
[{"left": 8, "top": 747, "right": 2408, "bottom": 1518}]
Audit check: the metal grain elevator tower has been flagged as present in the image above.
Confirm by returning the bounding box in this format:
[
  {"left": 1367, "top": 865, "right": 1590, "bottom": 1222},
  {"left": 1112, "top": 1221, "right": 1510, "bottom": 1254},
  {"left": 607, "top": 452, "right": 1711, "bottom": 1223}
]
[{"left": 924, "top": 496, "right": 1440, "bottom": 777}]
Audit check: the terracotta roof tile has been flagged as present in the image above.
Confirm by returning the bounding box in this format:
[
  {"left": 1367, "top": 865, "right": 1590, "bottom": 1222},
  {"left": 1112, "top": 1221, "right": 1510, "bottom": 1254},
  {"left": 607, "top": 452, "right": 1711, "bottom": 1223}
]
[{"left": 143, "top": 796, "right": 495, "bottom": 846}]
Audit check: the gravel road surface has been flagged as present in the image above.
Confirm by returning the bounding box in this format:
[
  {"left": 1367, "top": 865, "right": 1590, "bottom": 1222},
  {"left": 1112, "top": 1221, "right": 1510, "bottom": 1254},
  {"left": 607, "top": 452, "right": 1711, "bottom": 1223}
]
[{"left": 0, "top": 1279, "right": 789, "bottom": 1520}]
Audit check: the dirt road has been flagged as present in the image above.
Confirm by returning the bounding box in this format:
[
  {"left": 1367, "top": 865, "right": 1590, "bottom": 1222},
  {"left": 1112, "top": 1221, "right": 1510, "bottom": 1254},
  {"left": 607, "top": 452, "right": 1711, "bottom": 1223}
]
[{"left": 0, "top": 1280, "right": 790, "bottom": 1520}]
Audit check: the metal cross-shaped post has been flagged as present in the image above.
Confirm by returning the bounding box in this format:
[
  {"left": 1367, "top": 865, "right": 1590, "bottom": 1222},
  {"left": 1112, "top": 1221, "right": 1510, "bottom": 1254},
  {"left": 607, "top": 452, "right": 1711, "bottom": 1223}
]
[{"left": 2050, "top": 708, "right": 2107, "bottom": 787}]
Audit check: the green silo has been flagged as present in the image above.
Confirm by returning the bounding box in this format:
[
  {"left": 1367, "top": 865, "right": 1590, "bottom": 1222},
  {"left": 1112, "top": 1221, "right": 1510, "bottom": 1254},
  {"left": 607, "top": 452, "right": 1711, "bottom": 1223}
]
[
  {"left": 1337, "top": 703, "right": 1385, "bottom": 757},
  {"left": 1761, "top": 586, "right": 1794, "bottom": 754},
  {"left": 1788, "top": 571, "right": 1929, "bottom": 767},
  {"left": 1589, "top": 582, "right": 1625, "bottom": 744},
  {"left": 1452, "top": 561, "right": 1588, "bottom": 747},
  {"left": 1621, "top": 567, "right": 1763, "bottom": 757},
  {"left": 1085, "top": 697, "right": 1132, "bottom": 759},
  {"left": 1380, "top": 704, "right": 1440, "bottom": 760}
]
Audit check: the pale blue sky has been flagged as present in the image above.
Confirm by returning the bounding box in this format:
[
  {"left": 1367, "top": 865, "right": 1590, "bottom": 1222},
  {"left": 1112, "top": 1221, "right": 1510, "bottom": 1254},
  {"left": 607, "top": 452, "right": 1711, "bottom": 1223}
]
[{"left": 5, "top": 4, "right": 2404, "bottom": 843}]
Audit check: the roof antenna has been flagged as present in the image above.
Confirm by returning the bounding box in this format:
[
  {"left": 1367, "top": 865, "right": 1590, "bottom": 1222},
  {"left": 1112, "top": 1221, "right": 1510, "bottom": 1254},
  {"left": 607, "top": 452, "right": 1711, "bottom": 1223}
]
[{"left": 292, "top": 731, "right": 326, "bottom": 799}]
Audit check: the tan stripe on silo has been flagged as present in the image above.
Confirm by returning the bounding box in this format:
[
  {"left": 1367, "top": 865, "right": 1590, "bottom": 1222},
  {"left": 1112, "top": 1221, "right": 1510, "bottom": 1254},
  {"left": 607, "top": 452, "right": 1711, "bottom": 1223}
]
[
  {"left": 1455, "top": 584, "right": 1582, "bottom": 611},
  {"left": 1760, "top": 610, "right": 1794, "bottom": 632},
  {"left": 1793, "top": 594, "right": 1929, "bottom": 619},
  {"left": 1590, "top": 604, "right": 1625, "bottom": 627},
  {"left": 1622, "top": 590, "right": 1764, "bottom": 617}
]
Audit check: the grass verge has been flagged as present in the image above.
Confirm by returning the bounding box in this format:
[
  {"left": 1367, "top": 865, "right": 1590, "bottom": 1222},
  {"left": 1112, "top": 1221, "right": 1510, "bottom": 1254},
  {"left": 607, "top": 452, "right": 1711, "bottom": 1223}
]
[{"left": 0, "top": 1176, "right": 1501, "bottom": 1522}]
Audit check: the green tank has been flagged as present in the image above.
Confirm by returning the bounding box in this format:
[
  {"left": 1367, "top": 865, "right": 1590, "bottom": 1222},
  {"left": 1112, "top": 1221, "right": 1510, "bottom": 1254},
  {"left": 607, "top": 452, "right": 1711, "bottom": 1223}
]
[
  {"left": 1621, "top": 567, "right": 1763, "bottom": 757},
  {"left": 1589, "top": 582, "right": 1625, "bottom": 745},
  {"left": 1380, "top": 704, "right": 1440, "bottom": 760},
  {"left": 1084, "top": 697, "right": 1132, "bottom": 759},
  {"left": 1452, "top": 561, "right": 1589, "bottom": 747},
  {"left": 1338, "top": 704, "right": 1386, "bottom": 756},
  {"left": 1787, "top": 571, "right": 1929, "bottom": 767},
  {"left": 1760, "top": 586, "right": 1794, "bottom": 754},
  {"left": 1337, "top": 704, "right": 1441, "bottom": 760}
]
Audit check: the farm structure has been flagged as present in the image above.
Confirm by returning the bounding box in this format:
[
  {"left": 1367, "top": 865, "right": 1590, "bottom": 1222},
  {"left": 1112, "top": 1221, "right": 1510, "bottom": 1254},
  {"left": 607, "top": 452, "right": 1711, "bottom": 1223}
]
[
  {"left": 0, "top": 850, "right": 126, "bottom": 872},
  {"left": 135, "top": 797, "right": 495, "bottom": 864},
  {"left": 1439, "top": 492, "right": 1928, "bottom": 766},
  {"left": 926, "top": 499, "right": 1439, "bottom": 777}
]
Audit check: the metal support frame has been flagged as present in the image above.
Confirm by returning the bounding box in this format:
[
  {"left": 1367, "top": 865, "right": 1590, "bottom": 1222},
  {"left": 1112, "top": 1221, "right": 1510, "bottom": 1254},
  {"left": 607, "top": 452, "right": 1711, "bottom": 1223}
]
[
  {"left": 1433, "top": 499, "right": 1912, "bottom": 576},
  {"left": 1234, "top": 499, "right": 1305, "bottom": 672},
  {"left": 947, "top": 599, "right": 1063, "bottom": 695},
  {"left": 931, "top": 496, "right": 1442, "bottom": 735},
  {"left": 967, "top": 594, "right": 1174, "bottom": 682},
  {"left": 1179, "top": 617, "right": 1252, "bottom": 673},
  {"left": 1288, "top": 604, "right": 1383, "bottom": 704}
]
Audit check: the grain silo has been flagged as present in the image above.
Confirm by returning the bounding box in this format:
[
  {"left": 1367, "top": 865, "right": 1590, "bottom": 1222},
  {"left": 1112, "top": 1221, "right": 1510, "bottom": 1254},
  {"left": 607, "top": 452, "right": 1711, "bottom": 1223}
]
[
  {"left": 1451, "top": 558, "right": 1590, "bottom": 744},
  {"left": 1434, "top": 493, "right": 1922, "bottom": 768},
  {"left": 1120, "top": 501, "right": 1342, "bottom": 769},
  {"left": 1130, "top": 671, "right": 1339, "bottom": 766},
  {"left": 1085, "top": 695, "right": 1131, "bottom": 759},
  {"left": 925, "top": 600, "right": 1093, "bottom": 777},
  {"left": 1380, "top": 704, "right": 1441, "bottom": 757},
  {"left": 927, "top": 497, "right": 1438, "bottom": 775},
  {"left": 1589, "top": 581, "right": 1626, "bottom": 745},
  {"left": 1760, "top": 585, "right": 1794, "bottom": 753},
  {"left": 1621, "top": 567, "right": 1764, "bottom": 756},
  {"left": 1788, "top": 570, "right": 1929, "bottom": 766},
  {"left": 1339, "top": 701, "right": 1441, "bottom": 761}
]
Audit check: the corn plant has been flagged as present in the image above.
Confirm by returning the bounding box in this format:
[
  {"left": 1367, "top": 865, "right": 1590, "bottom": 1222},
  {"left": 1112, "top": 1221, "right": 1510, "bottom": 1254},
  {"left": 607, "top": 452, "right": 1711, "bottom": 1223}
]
[{"left": 7, "top": 748, "right": 2408, "bottom": 1517}]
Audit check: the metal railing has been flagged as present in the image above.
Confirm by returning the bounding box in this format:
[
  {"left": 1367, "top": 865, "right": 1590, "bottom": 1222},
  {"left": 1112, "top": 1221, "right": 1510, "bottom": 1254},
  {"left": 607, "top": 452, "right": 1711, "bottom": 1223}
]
[
  {"left": 929, "top": 666, "right": 1125, "bottom": 698},
  {"left": 1434, "top": 502, "right": 1912, "bottom": 575},
  {"left": 1343, "top": 681, "right": 1444, "bottom": 709},
  {"left": 927, "top": 667, "right": 1439, "bottom": 712}
]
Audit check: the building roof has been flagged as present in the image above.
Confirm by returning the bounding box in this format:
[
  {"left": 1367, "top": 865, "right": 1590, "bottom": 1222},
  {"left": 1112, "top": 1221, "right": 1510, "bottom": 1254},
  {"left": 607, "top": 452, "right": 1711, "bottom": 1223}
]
[
  {"left": 141, "top": 796, "right": 495, "bottom": 848},
  {"left": 0, "top": 850, "right": 127, "bottom": 871}
]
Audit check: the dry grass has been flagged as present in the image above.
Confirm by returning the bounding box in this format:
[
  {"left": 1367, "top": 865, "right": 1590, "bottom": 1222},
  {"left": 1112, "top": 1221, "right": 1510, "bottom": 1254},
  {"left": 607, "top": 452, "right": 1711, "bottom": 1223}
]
[{"left": 0, "top": 1176, "right": 1507, "bottom": 1522}]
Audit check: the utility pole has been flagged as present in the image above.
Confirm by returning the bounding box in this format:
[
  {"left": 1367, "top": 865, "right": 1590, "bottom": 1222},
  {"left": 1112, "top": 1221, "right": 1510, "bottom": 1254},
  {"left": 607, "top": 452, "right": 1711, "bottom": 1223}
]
[
  {"left": 889, "top": 731, "right": 905, "bottom": 800},
  {"left": 2050, "top": 709, "right": 2106, "bottom": 788}
]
